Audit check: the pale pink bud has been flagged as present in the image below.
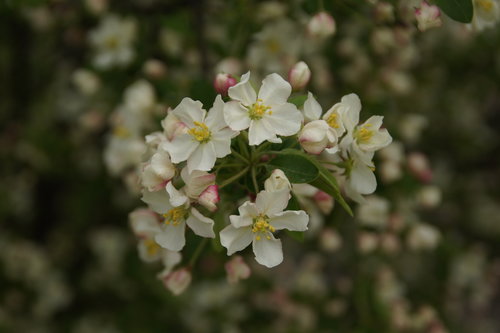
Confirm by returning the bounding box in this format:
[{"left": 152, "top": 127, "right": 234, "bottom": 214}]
[
  {"left": 299, "top": 120, "right": 330, "bottom": 155},
  {"left": 264, "top": 169, "right": 291, "bottom": 192},
  {"left": 373, "top": 2, "right": 395, "bottom": 23},
  {"left": 415, "top": 1, "right": 442, "bottom": 32},
  {"left": 407, "top": 152, "right": 432, "bottom": 183},
  {"left": 358, "top": 232, "right": 379, "bottom": 253},
  {"left": 288, "top": 61, "right": 311, "bottom": 91},
  {"left": 417, "top": 185, "right": 441, "bottom": 208},
  {"left": 198, "top": 185, "right": 220, "bottom": 212},
  {"left": 213, "top": 73, "right": 237, "bottom": 96},
  {"left": 162, "top": 267, "right": 191, "bottom": 295},
  {"left": 143, "top": 59, "right": 167, "bottom": 80},
  {"left": 225, "top": 255, "right": 251, "bottom": 284},
  {"left": 161, "top": 111, "right": 187, "bottom": 141},
  {"left": 314, "top": 191, "right": 333, "bottom": 215},
  {"left": 319, "top": 228, "right": 342, "bottom": 253},
  {"left": 308, "top": 12, "right": 336, "bottom": 38}
]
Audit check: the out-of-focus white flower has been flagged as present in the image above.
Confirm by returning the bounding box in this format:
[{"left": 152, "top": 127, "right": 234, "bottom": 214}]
[
  {"left": 72, "top": 69, "right": 100, "bottom": 96},
  {"left": 417, "top": 185, "right": 442, "bottom": 208},
  {"left": 380, "top": 160, "right": 403, "bottom": 183},
  {"left": 256, "top": 1, "right": 287, "bottom": 21},
  {"left": 225, "top": 255, "right": 251, "bottom": 284},
  {"left": 264, "top": 169, "right": 291, "bottom": 193},
  {"left": 89, "top": 15, "right": 136, "bottom": 69},
  {"left": 162, "top": 267, "right": 192, "bottom": 295},
  {"left": 358, "top": 231, "right": 379, "bottom": 253},
  {"left": 313, "top": 191, "right": 333, "bottom": 215},
  {"left": 85, "top": 0, "right": 108, "bottom": 15},
  {"left": 471, "top": 0, "right": 500, "bottom": 31},
  {"left": 163, "top": 95, "right": 238, "bottom": 172},
  {"left": 379, "top": 141, "right": 405, "bottom": 164},
  {"left": 407, "top": 152, "right": 433, "bottom": 183},
  {"left": 104, "top": 136, "right": 146, "bottom": 176},
  {"left": 399, "top": 113, "right": 428, "bottom": 144},
  {"left": 288, "top": 61, "right": 311, "bottom": 91},
  {"left": 160, "top": 29, "right": 183, "bottom": 57},
  {"left": 320, "top": 228, "right": 342, "bottom": 252},
  {"left": 213, "top": 73, "right": 237, "bottom": 96},
  {"left": 307, "top": 12, "right": 336, "bottom": 38},
  {"left": 198, "top": 185, "right": 220, "bottom": 212},
  {"left": 143, "top": 59, "right": 167, "bottom": 80},
  {"left": 407, "top": 222, "right": 441, "bottom": 250},
  {"left": 374, "top": 2, "right": 395, "bottom": 23},
  {"left": 356, "top": 195, "right": 390, "bottom": 229},
  {"left": 220, "top": 190, "right": 309, "bottom": 267},
  {"left": 123, "top": 80, "right": 156, "bottom": 112},
  {"left": 215, "top": 57, "right": 243, "bottom": 76},
  {"left": 140, "top": 150, "right": 175, "bottom": 192},
  {"left": 225, "top": 72, "right": 303, "bottom": 145},
  {"left": 415, "top": 1, "right": 442, "bottom": 32},
  {"left": 142, "top": 187, "right": 215, "bottom": 251}
]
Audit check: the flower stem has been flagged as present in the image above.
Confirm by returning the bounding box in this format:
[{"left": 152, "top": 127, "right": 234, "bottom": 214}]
[
  {"left": 218, "top": 166, "right": 249, "bottom": 189},
  {"left": 189, "top": 238, "right": 208, "bottom": 268},
  {"left": 251, "top": 166, "right": 259, "bottom": 194}
]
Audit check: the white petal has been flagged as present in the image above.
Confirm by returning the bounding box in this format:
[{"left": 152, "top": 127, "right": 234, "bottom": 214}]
[
  {"left": 151, "top": 151, "right": 175, "bottom": 180},
  {"left": 138, "top": 241, "right": 162, "bottom": 263},
  {"left": 258, "top": 73, "right": 292, "bottom": 105},
  {"left": 186, "top": 208, "right": 215, "bottom": 238},
  {"left": 230, "top": 201, "right": 258, "bottom": 228},
  {"left": 248, "top": 119, "right": 276, "bottom": 146},
  {"left": 220, "top": 224, "right": 253, "bottom": 255},
  {"left": 228, "top": 72, "right": 256, "bottom": 106},
  {"left": 162, "top": 134, "right": 198, "bottom": 164},
  {"left": 166, "top": 182, "right": 188, "bottom": 207},
  {"left": 172, "top": 97, "right": 206, "bottom": 127},
  {"left": 340, "top": 93, "right": 361, "bottom": 132},
  {"left": 252, "top": 233, "right": 283, "bottom": 268},
  {"left": 141, "top": 189, "right": 172, "bottom": 214},
  {"left": 270, "top": 210, "right": 309, "bottom": 231},
  {"left": 161, "top": 250, "right": 182, "bottom": 273},
  {"left": 205, "top": 95, "right": 227, "bottom": 131},
  {"left": 187, "top": 142, "right": 217, "bottom": 172},
  {"left": 155, "top": 222, "right": 186, "bottom": 251},
  {"left": 129, "top": 209, "right": 161, "bottom": 237},
  {"left": 303, "top": 92, "right": 322, "bottom": 121},
  {"left": 265, "top": 103, "right": 303, "bottom": 137},
  {"left": 224, "top": 101, "right": 251, "bottom": 131},
  {"left": 349, "top": 161, "right": 377, "bottom": 195},
  {"left": 255, "top": 189, "right": 289, "bottom": 216}
]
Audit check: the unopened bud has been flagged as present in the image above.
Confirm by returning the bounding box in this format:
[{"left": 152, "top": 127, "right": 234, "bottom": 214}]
[
  {"left": 162, "top": 267, "right": 191, "bottom": 295},
  {"left": 314, "top": 191, "right": 333, "bottom": 215},
  {"left": 214, "top": 73, "right": 237, "bottom": 96},
  {"left": 264, "top": 169, "right": 291, "bottom": 192},
  {"left": 415, "top": 1, "right": 442, "bottom": 32},
  {"left": 417, "top": 185, "right": 442, "bottom": 208},
  {"left": 308, "top": 12, "right": 336, "bottom": 38},
  {"left": 299, "top": 120, "right": 330, "bottom": 155},
  {"left": 225, "top": 255, "right": 251, "bottom": 284},
  {"left": 407, "top": 152, "right": 432, "bottom": 183},
  {"left": 198, "top": 185, "right": 220, "bottom": 212},
  {"left": 288, "top": 61, "right": 311, "bottom": 91},
  {"left": 143, "top": 59, "right": 167, "bottom": 80},
  {"left": 320, "top": 228, "right": 342, "bottom": 253}
]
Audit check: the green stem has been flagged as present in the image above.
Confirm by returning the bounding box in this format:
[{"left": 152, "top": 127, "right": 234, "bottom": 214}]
[
  {"left": 251, "top": 166, "right": 259, "bottom": 194},
  {"left": 189, "top": 238, "right": 208, "bottom": 267},
  {"left": 218, "top": 166, "right": 249, "bottom": 189},
  {"left": 231, "top": 148, "right": 248, "bottom": 163}
]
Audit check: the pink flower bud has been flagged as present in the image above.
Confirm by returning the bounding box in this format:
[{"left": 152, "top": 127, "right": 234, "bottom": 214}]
[
  {"left": 143, "top": 59, "right": 167, "bottom": 80},
  {"left": 198, "top": 185, "right": 220, "bottom": 212},
  {"left": 320, "top": 228, "right": 342, "bottom": 253},
  {"left": 162, "top": 267, "right": 191, "bottom": 295},
  {"left": 415, "top": 1, "right": 442, "bottom": 32},
  {"left": 299, "top": 120, "right": 330, "bottom": 154},
  {"left": 314, "top": 191, "right": 333, "bottom": 215},
  {"left": 288, "top": 61, "right": 311, "bottom": 91},
  {"left": 307, "top": 12, "right": 336, "bottom": 38},
  {"left": 407, "top": 152, "right": 432, "bottom": 183},
  {"left": 213, "top": 73, "right": 237, "bottom": 96},
  {"left": 225, "top": 255, "right": 251, "bottom": 284}
]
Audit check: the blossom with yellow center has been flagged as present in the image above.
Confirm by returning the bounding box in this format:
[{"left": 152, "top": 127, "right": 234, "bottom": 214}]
[
  {"left": 355, "top": 124, "right": 374, "bottom": 144},
  {"left": 252, "top": 215, "right": 276, "bottom": 240},
  {"left": 477, "top": 0, "right": 494, "bottom": 12},
  {"left": 113, "top": 126, "right": 130, "bottom": 138},
  {"left": 187, "top": 121, "right": 212, "bottom": 143},
  {"left": 144, "top": 238, "right": 161, "bottom": 256},
  {"left": 248, "top": 99, "right": 272, "bottom": 120},
  {"left": 326, "top": 113, "right": 340, "bottom": 129},
  {"left": 163, "top": 207, "right": 188, "bottom": 226}
]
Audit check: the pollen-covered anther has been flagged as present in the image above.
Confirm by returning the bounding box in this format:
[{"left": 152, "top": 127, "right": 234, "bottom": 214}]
[
  {"left": 163, "top": 207, "right": 187, "bottom": 226},
  {"left": 248, "top": 99, "right": 272, "bottom": 120},
  {"left": 355, "top": 124, "right": 374, "bottom": 143},
  {"left": 252, "top": 214, "right": 275, "bottom": 241},
  {"left": 188, "top": 121, "right": 212, "bottom": 143},
  {"left": 326, "top": 113, "right": 340, "bottom": 128},
  {"left": 144, "top": 239, "right": 161, "bottom": 255}
]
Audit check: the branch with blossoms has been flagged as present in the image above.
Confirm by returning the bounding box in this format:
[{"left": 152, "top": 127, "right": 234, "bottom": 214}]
[{"left": 129, "top": 70, "right": 392, "bottom": 295}]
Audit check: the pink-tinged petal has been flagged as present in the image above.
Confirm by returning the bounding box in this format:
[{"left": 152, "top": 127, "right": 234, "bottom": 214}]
[
  {"left": 252, "top": 233, "right": 283, "bottom": 268},
  {"left": 181, "top": 167, "right": 215, "bottom": 199},
  {"left": 155, "top": 221, "right": 186, "bottom": 251},
  {"left": 162, "top": 267, "right": 191, "bottom": 295},
  {"left": 270, "top": 210, "right": 309, "bottom": 231},
  {"left": 172, "top": 97, "right": 206, "bottom": 127},
  {"left": 187, "top": 142, "right": 217, "bottom": 172},
  {"left": 228, "top": 71, "right": 256, "bottom": 106},
  {"left": 198, "top": 185, "right": 220, "bottom": 212},
  {"left": 258, "top": 73, "right": 292, "bottom": 105},
  {"left": 186, "top": 207, "right": 215, "bottom": 238},
  {"left": 255, "top": 189, "right": 289, "bottom": 216},
  {"left": 141, "top": 189, "right": 172, "bottom": 215},
  {"left": 225, "top": 255, "right": 251, "bottom": 284},
  {"left": 129, "top": 208, "right": 161, "bottom": 237},
  {"left": 162, "top": 134, "right": 198, "bottom": 164},
  {"left": 220, "top": 224, "right": 254, "bottom": 255},
  {"left": 224, "top": 101, "right": 251, "bottom": 131}
]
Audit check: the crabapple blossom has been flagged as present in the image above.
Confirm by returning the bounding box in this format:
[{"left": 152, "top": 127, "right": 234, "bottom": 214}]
[
  {"left": 214, "top": 73, "right": 237, "bottom": 95},
  {"left": 162, "top": 267, "right": 192, "bottom": 295},
  {"left": 288, "top": 61, "right": 311, "bottom": 91},
  {"left": 225, "top": 255, "right": 251, "bottom": 284},
  {"left": 415, "top": 1, "right": 442, "bottom": 32},
  {"left": 308, "top": 12, "right": 336, "bottom": 38},
  {"left": 264, "top": 169, "right": 291, "bottom": 193},
  {"left": 140, "top": 150, "right": 175, "bottom": 192},
  {"left": 471, "top": 0, "right": 500, "bottom": 31}
]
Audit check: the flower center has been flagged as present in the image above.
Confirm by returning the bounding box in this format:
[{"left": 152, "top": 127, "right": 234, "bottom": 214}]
[
  {"left": 251, "top": 214, "right": 275, "bottom": 241},
  {"left": 265, "top": 39, "right": 281, "bottom": 54},
  {"left": 355, "top": 124, "right": 373, "bottom": 144},
  {"left": 188, "top": 121, "right": 211, "bottom": 143},
  {"left": 113, "top": 126, "right": 130, "bottom": 138},
  {"left": 248, "top": 99, "right": 272, "bottom": 120},
  {"left": 163, "top": 207, "right": 188, "bottom": 226},
  {"left": 477, "top": 0, "right": 494, "bottom": 12},
  {"left": 144, "top": 239, "right": 161, "bottom": 256},
  {"left": 105, "top": 36, "right": 119, "bottom": 49},
  {"left": 326, "top": 113, "right": 340, "bottom": 128}
]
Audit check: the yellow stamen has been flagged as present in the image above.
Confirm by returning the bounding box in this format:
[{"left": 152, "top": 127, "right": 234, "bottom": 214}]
[
  {"left": 477, "top": 0, "right": 493, "bottom": 12},
  {"left": 162, "top": 207, "right": 188, "bottom": 226},
  {"left": 113, "top": 126, "right": 130, "bottom": 138},
  {"left": 265, "top": 39, "right": 281, "bottom": 54},
  {"left": 252, "top": 214, "right": 275, "bottom": 240},
  {"left": 105, "top": 36, "right": 119, "bottom": 49},
  {"left": 355, "top": 124, "right": 373, "bottom": 144},
  {"left": 326, "top": 113, "right": 340, "bottom": 128},
  {"left": 188, "top": 121, "right": 211, "bottom": 143},
  {"left": 248, "top": 99, "right": 272, "bottom": 120},
  {"left": 144, "top": 239, "right": 161, "bottom": 256}
]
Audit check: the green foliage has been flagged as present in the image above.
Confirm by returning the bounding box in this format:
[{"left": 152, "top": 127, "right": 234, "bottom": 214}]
[
  {"left": 434, "top": 0, "right": 474, "bottom": 23},
  {"left": 288, "top": 94, "right": 308, "bottom": 108}
]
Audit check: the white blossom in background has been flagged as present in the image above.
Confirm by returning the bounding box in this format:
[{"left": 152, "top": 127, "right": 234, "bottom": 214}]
[
  {"left": 225, "top": 72, "right": 303, "bottom": 145},
  {"left": 88, "top": 15, "right": 136, "bottom": 69},
  {"left": 162, "top": 267, "right": 192, "bottom": 295},
  {"left": 308, "top": 12, "right": 336, "bottom": 39},
  {"left": 72, "top": 69, "right": 100, "bottom": 96},
  {"left": 225, "top": 255, "right": 251, "bottom": 284},
  {"left": 163, "top": 95, "right": 238, "bottom": 172},
  {"left": 356, "top": 195, "right": 390, "bottom": 229},
  {"left": 220, "top": 189, "right": 309, "bottom": 267},
  {"left": 407, "top": 222, "right": 441, "bottom": 250},
  {"left": 470, "top": 0, "right": 500, "bottom": 31}
]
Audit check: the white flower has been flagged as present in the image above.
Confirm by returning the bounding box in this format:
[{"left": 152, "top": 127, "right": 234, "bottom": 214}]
[
  {"left": 471, "top": 0, "right": 500, "bottom": 31},
  {"left": 162, "top": 95, "right": 238, "bottom": 172},
  {"left": 225, "top": 72, "right": 303, "bottom": 145},
  {"left": 344, "top": 152, "right": 378, "bottom": 203},
  {"left": 356, "top": 195, "right": 390, "bottom": 229},
  {"left": 72, "top": 69, "right": 100, "bottom": 96},
  {"left": 415, "top": 1, "right": 442, "bottom": 32},
  {"left": 162, "top": 267, "right": 192, "bottom": 295},
  {"left": 407, "top": 223, "right": 441, "bottom": 250},
  {"left": 225, "top": 255, "right": 251, "bottom": 284},
  {"left": 141, "top": 150, "right": 176, "bottom": 192},
  {"left": 103, "top": 135, "right": 146, "bottom": 176},
  {"left": 88, "top": 15, "right": 136, "bottom": 69},
  {"left": 307, "top": 12, "right": 336, "bottom": 38},
  {"left": 123, "top": 80, "right": 156, "bottom": 112},
  {"left": 264, "top": 169, "right": 291, "bottom": 192},
  {"left": 220, "top": 190, "right": 309, "bottom": 267},
  {"left": 141, "top": 187, "right": 215, "bottom": 252}
]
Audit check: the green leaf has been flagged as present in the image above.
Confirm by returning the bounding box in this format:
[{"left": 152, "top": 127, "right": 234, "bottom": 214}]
[
  {"left": 286, "top": 193, "right": 302, "bottom": 211},
  {"left": 267, "top": 153, "right": 319, "bottom": 183},
  {"left": 434, "top": 0, "right": 473, "bottom": 23},
  {"left": 272, "top": 149, "right": 353, "bottom": 216},
  {"left": 286, "top": 230, "right": 305, "bottom": 242},
  {"left": 289, "top": 95, "right": 308, "bottom": 108}
]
